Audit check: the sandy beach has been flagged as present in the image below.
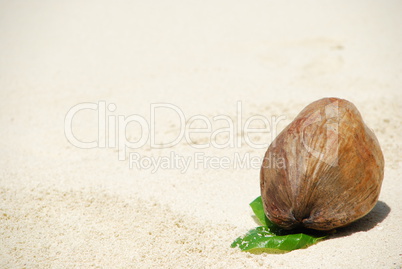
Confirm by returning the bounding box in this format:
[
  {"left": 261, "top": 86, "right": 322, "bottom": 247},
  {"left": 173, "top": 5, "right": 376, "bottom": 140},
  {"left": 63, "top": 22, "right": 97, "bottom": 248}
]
[{"left": 1, "top": 0, "right": 401, "bottom": 268}]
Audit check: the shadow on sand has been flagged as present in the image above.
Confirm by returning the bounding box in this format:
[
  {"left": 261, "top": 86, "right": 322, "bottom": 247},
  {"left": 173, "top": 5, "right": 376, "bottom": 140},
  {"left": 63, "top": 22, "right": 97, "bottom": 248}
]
[
  {"left": 244, "top": 201, "right": 390, "bottom": 255},
  {"left": 330, "top": 200, "right": 391, "bottom": 238}
]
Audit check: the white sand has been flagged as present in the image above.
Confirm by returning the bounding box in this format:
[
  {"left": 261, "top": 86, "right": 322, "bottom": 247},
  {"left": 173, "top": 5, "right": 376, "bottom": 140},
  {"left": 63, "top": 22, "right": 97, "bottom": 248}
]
[{"left": 1, "top": 0, "right": 401, "bottom": 268}]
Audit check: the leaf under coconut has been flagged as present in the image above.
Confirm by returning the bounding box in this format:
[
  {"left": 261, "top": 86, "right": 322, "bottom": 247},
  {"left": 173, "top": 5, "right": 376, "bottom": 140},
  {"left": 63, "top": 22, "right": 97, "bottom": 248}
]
[{"left": 231, "top": 196, "right": 326, "bottom": 253}]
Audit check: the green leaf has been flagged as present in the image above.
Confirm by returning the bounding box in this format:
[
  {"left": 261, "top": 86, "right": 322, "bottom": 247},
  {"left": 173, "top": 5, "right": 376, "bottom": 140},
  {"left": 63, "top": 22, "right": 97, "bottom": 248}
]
[
  {"left": 249, "top": 196, "right": 287, "bottom": 235},
  {"left": 231, "top": 196, "right": 327, "bottom": 253},
  {"left": 231, "top": 226, "right": 324, "bottom": 253},
  {"left": 249, "top": 196, "right": 269, "bottom": 226}
]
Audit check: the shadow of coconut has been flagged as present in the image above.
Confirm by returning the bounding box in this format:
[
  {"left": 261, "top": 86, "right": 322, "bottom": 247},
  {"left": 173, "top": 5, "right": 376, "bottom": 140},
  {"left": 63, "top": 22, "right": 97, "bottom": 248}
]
[
  {"left": 245, "top": 200, "right": 390, "bottom": 255},
  {"left": 330, "top": 200, "right": 390, "bottom": 238}
]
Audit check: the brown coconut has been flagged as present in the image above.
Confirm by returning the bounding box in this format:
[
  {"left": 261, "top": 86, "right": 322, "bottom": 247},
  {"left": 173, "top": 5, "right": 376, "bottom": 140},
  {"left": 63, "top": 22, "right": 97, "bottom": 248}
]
[{"left": 260, "top": 97, "right": 384, "bottom": 231}]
